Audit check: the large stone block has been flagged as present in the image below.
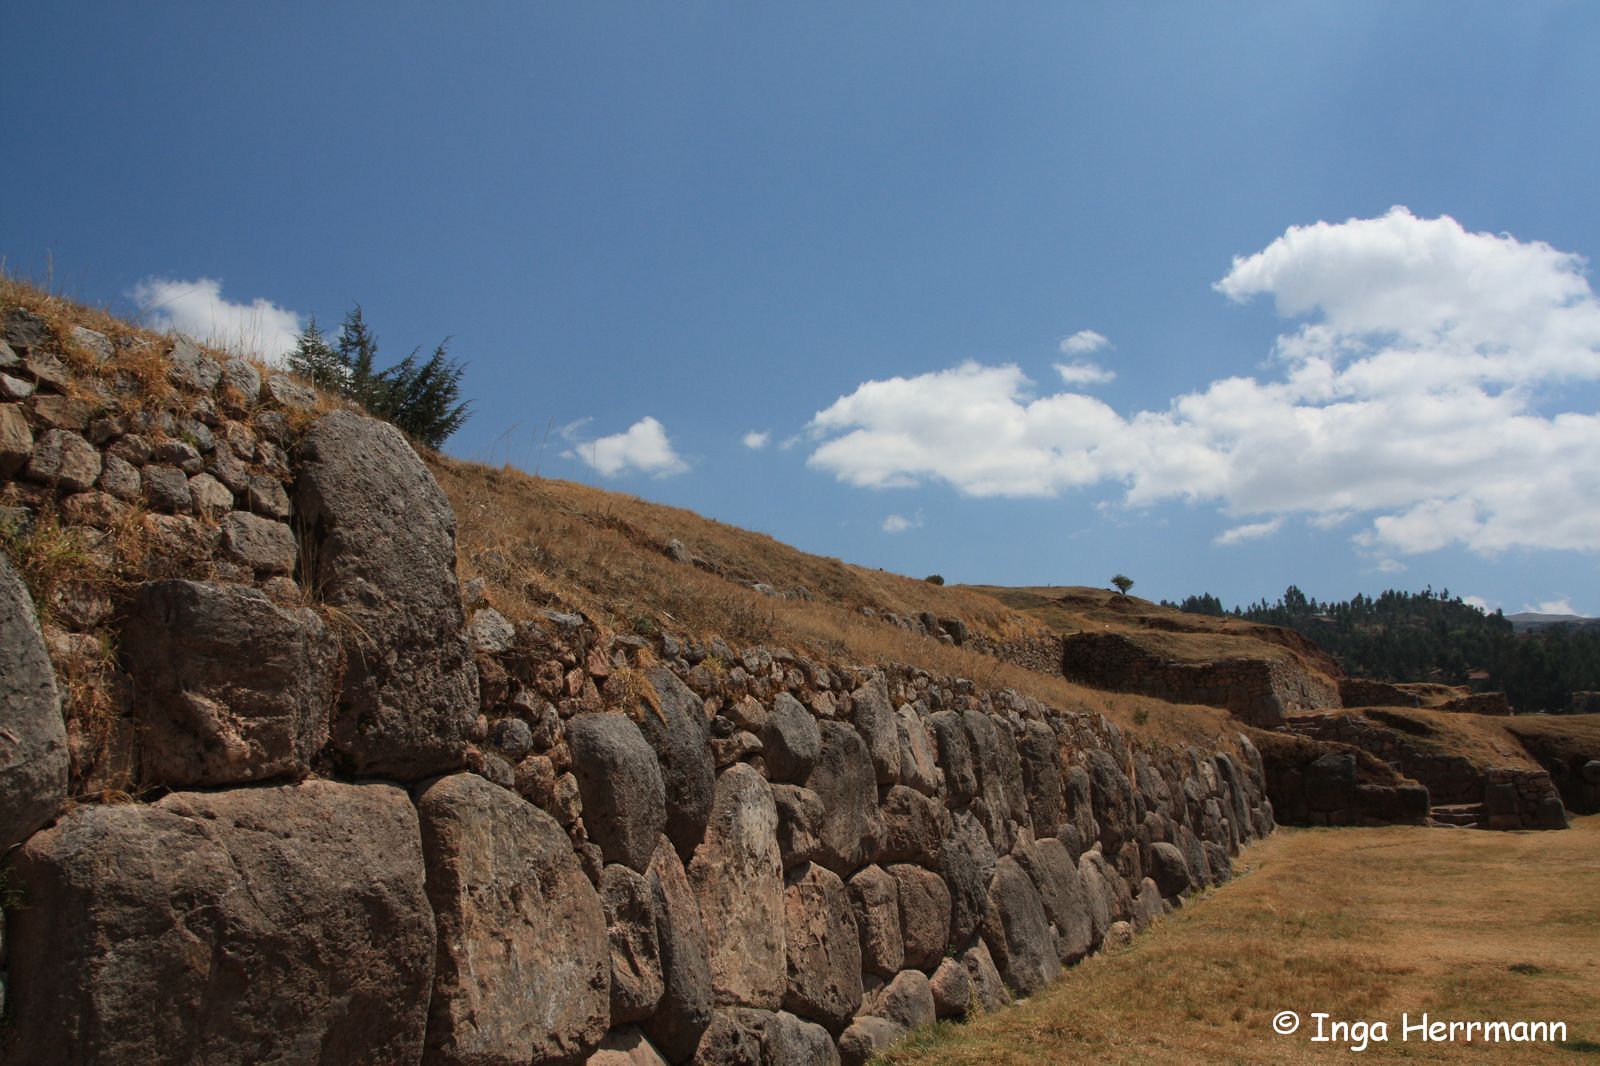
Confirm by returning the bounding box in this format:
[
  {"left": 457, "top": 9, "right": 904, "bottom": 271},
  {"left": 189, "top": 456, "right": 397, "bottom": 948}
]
[
  {"left": 569, "top": 712, "right": 668, "bottom": 872},
  {"left": 295, "top": 410, "right": 478, "bottom": 778},
  {"left": 416, "top": 773, "right": 609, "bottom": 1066},
  {"left": 640, "top": 667, "right": 716, "bottom": 860},
  {"left": 4, "top": 781, "right": 434, "bottom": 1065},
  {"left": 641, "top": 838, "right": 714, "bottom": 1063},
  {"left": 781, "top": 862, "right": 863, "bottom": 1033},
  {"left": 847, "top": 865, "right": 904, "bottom": 978},
  {"left": 887, "top": 864, "right": 951, "bottom": 972},
  {"left": 804, "top": 720, "right": 884, "bottom": 875},
  {"left": 850, "top": 677, "right": 900, "bottom": 786},
  {"left": 980, "top": 855, "right": 1061, "bottom": 997},
  {"left": 0, "top": 554, "right": 67, "bottom": 852},
  {"left": 123, "top": 579, "right": 337, "bottom": 787},
  {"left": 603, "top": 864, "right": 666, "bottom": 1026},
  {"left": 761, "top": 691, "right": 821, "bottom": 784},
  {"left": 689, "top": 764, "right": 786, "bottom": 1010},
  {"left": 1014, "top": 837, "right": 1094, "bottom": 965}
]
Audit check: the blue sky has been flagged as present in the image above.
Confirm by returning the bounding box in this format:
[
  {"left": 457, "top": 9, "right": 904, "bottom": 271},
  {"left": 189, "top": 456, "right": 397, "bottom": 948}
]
[{"left": 7, "top": 3, "right": 1600, "bottom": 616}]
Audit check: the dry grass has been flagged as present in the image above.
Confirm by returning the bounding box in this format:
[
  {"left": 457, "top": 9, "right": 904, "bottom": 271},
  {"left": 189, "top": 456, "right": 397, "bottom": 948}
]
[
  {"left": 880, "top": 818, "right": 1600, "bottom": 1064},
  {"left": 974, "top": 584, "right": 1345, "bottom": 677},
  {"left": 1306, "top": 706, "right": 1584, "bottom": 772},
  {"left": 429, "top": 454, "right": 1240, "bottom": 744}
]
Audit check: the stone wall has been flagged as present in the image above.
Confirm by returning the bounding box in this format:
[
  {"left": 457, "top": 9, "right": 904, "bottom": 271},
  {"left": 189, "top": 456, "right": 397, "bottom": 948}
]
[
  {"left": 0, "top": 309, "right": 1277, "bottom": 1065},
  {"left": 1283, "top": 713, "right": 1566, "bottom": 829},
  {"left": 1060, "top": 631, "right": 1340, "bottom": 728},
  {"left": 1249, "top": 730, "right": 1430, "bottom": 827}
]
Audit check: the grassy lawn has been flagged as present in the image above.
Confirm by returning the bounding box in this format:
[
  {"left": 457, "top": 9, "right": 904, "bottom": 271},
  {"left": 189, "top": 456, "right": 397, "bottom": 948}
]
[{"left": 880, "top": 818, "right": 1600, "bottom": 1063}]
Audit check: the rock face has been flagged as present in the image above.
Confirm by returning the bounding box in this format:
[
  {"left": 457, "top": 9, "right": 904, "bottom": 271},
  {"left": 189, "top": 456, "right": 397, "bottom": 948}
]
[
  {"left": 641, "top": 837, "right": 715, "bottom": 1062},
  {"left": 640, "top": 667, "right": 716, "bottom": 860},
  {"left": 0, "top": 553, "right": 67, "bottom": 851},
  {"left": 122, "top": 579, "right": 338, "bottom": 787},
  {"left": 604, "top": 864, "right": 667, "bottom": 1025},
  {"left": 804, "top": 721, "right": 883, "bottom": 874},
  {"left": 416, "top": 773, "right": 610, "bottom": 1066},
  {"left": 4, "top": 781, "right": 435, "bottom": 1066},
  {"left": 980, "top": 856, "right": 1062, "bottom": 997},
  {"left": 295, "top": 410, "right": 478, "bottom": 778},
  {"left": 689, "top": 764, "right": 787, "bottom": 1010},
  {"left": 568, "top": 712, "right": 668, "bottom": 872},
  {"left": 782, "top": 862, "right": 864, "bottom": 1034}
]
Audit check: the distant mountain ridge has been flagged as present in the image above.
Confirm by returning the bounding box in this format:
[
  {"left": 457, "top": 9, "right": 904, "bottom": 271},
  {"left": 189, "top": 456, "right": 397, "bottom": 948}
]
[{"left": 1506, "top": 612, "right": 1600, "bottom": 633}]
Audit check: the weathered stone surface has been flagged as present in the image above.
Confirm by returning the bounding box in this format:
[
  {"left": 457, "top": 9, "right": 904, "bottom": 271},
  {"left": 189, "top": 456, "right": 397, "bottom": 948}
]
[
  {"left": 1064, "top": 764, "right": 1097, "bottom": 846},
  {"left": 692, "top": 1010, "right": 765, "bottom": 1066},
  {"left": 1147, "top": 840, "right": 1193, "bottom": 898},
  {"left": 980, "top": 855, "right": 1061, "bottom": 997},
  {"left": 939, "top": 811, "right": 996, "bottom": 947},
  {"left": 4, "top": 781, "right": 434, "bottom": 1066},
  {"left": 187, "top": 471, "right": 233, "bottom": 517},
  {"left": 0, "top": 402, "right": 32, "bottom": 477},
  {"left": 929, "top": 957, "right": 973, "bottom": 1019},
  {"left": 929, "top": 709, "right": 977, "bottom": 803},
  {"left": 31, "top": 393, "right": 90, "bottom": 430},
  {"left": 851, "top": 677, "right": 900, "bottom": 786},
  {"left": 640, "top": 666, "right": 716, "bottom": 860},
  {"left": 805, "top": 720, "right": 884, "bottom": 874},
  {"left": 169, "top": 334, "right": 222, "bottom": 390},
  {"left": 838, "top": 1017, "right": 905, "bottom": 1066},
  {"left": 470, "top": 606, "right": 516, "bottom": 653},
  {"left": 586, "top": 1027, "right": 670, "bottom": 1066},
  {"left": 887, "top": 863, "right": 951, "bottom": 972},
  {"left": 960, "top": 939, "right": 1008, "bottom": 1014},
  {"left": 1077, "top": 849, "right": 1118, "bottom": 943},
  {"left": 97, "top": 452, "right": 141, "bottom": 500},
  {"left": 1085, "top": 749, "right": 1138, "bottom": 854},
  {"left": 878, "top": 783, "right": 950, "bottom": 867},
  {"left": 894, "top": 703, "right": 942, "bottom": 796},
  {"left": 772, "top": 782, "right": 826, "bottom": 869},
  {"left": 689, "top": 764, "right": 786, "bottom": 1010},
  {"left": 603, "top": 864, "right": 666, "bottom": 1025},
  {"left": 762, "top": 1011, "right": 840, "bottom": 1066},
  {"left": 865, "top": 969, "right": 935, "bottom": 1032},
  {"left": 296, "top": 410, "right": 477, "bottom": 778},
  {"left": 761, "top": 691, "right": 821, "bottom": 783},
  {"left": 220, "top": 511, "right": 297, "bottom": 574},
  {"left": 0, "top": 553, "right": 67, "bottom": 852},
  {"left": 782, "top": 862, "right": 863, "bottom": 1033},
  {"left": 1018, "top": 720, "right": 1066, "bottom": 836},
  {"left": 417, "top": 773, "right": 609, "bottom": 1066},
  {"left": 152, "top": 438, "right": 204, "bottom": 473},
  {"left": 262, "top": 372, "right": 317, "bottom": 409},
  {"left": 142, "top": 462, "right": 192, "bottom": 512},
  {"left": 122, "top": 579, "right": 337, "bottom": 787},
  {"left": 961, "top": 711, "right": 1016, "bottom": 851},
  {"left": 1014, "top": 837, "right": 1094, "bottom": 965},
  {"left": 24, "top": 428, "right": 100, "bottom": 491},
  {"left": 4, "top": 306, "right": 54, "bottom": 350},
  {"left": 641, "top": 837, "right": 714, "bottom": 1063},
  {"left": 1132, "top": 876, "right": 1165, "bottom": 931},
  {"left": 68, "top": 324, "right": 114, "bottom": 363},
  {"left": 848, "top": 865, "right": 904, "bottom": 978},
  {"left": 244, "top": 472, "right": 293, "bottom": 519},
  {"left": 218, "top": 357, "right": 262, "bottom": 400},
  {"left": 569, "top": 713, "right": 668, "bottom": 872}
]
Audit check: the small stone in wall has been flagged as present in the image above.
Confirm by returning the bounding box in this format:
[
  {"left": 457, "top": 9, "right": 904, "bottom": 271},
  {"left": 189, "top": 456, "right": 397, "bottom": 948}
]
[
  {"left": 0, "top": 403, "right": 32, "bottom": 477},
  {"left": 141, "top": 464, "right": 192, "bottom": 513},
  {"left": 470, "top": 607, "right": 516, "bottom": 654},
  {"left": 220, "top": 511, "right": 297, "bottom": 575},
  {"left": 23, "top": 429, "right": 100, "bottom": 492},
  {"left": 262, "top": 373, "right": 317, "bottom": 410},
  {"left": 188, "top": 472, "right": 234, "bottom": 518},
  {"left": 167, "top": 335, "right": 222, "bottom": 391}
]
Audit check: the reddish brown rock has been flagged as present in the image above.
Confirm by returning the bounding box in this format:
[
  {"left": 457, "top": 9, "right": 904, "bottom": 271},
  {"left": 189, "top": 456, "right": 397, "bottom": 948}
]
[
  {"left": 3, "top": 781, "right": 434, "bottom": 1066},
  {"left": 847, "top": 865, "right": 904, "bottom": 978},
  {"left": 781, "top": 862, "right": 863, "bottom": 1034},
  {"left": 688, "top": 764, "right": 786, "bottom": 1010},
  {"left": 641, "top": 837, "right": 714, "bottom": 1063},
  {"left": 887, "top": 864, "right": 951, "bottom": 972},
  {"left": 416, "top": 773, "right": 609, "bottom": 1066}
]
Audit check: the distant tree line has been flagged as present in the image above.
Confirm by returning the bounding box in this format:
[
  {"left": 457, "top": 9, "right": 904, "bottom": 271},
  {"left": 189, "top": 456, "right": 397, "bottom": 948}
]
[
  {"left": 1160, "top": 586, "right": 1600, "bottom": 714},
  {"left": 288, "top": 305, "right": 470, "bottom": 450}
]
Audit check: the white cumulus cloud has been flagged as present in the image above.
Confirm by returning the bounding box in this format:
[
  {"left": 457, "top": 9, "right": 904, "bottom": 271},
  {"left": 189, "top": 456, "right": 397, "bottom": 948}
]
[
  {"left": 1461, "top": 595, "right": 1495, "bottom": 613},
  {"left": 1524, "top": 597, "right": 1577, "bottom": 616},
  {"left": 1060, "top": 329, "right": 1110, "bottom": 355},
  {"left": 881, "top": 511, "right": 922, "bottom": 534},
  {"left": 131, "top": 277, "right": 303, "bottom": 363},
  {"left": 1214, "top": 518, "right": 1283, "bottom": 545},
  {"left": 1054, "top": 361, "right": 1115, "bottom": 386},
  {"left": 807, "top": 208, "right": 1600, "bottom": 558},
  {"left": 564, "top": 416, "right": 689, "bottom": 478},
  {"left": 742, "top": 430, "right": 770, "bottom": 450}
]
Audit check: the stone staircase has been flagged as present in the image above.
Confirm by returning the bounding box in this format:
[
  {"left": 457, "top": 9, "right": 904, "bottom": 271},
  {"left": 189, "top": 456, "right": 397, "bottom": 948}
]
[{"left": 1429, "top": 802, "right": 1488, "bottom": 829}]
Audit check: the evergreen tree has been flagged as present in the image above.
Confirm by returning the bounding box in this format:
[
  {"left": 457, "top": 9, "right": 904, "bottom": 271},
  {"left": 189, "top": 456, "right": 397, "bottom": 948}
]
[{"left": 288, "top": 305, "right": 472, "bottom": 450}]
